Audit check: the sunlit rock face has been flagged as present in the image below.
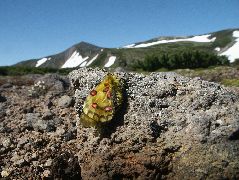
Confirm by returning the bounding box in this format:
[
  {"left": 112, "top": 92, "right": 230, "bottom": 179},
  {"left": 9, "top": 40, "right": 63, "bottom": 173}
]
[{"left": 69, "top": 68, "right": 239, "bottom": 180}]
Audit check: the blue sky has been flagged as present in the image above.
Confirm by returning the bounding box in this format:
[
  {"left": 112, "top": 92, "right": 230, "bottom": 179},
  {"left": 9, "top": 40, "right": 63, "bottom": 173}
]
[{"left": 0, "top": 0, "right": 238, "bottom": 66}]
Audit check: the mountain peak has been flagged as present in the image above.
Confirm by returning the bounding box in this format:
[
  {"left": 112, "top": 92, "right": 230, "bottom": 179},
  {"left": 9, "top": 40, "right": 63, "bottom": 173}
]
[
  {"left": 15, "top": 28, "right": 239, "bottom": 69},
  {"left": 73, "top": 41, "right": 102, "bottom": 49}
]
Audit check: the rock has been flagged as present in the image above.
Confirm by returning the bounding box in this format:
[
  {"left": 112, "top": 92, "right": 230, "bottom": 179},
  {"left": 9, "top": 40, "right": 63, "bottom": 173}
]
[
  {"left": 56, "top": 127, "right": 66, "bottom": 136},
  {"left": 1, "top": 83, "right": 13, "bottom": 89},
  {"left": 0, "top": 94, "right": 7, "bottom": 102},
  {"left": 0, "top": 123, "right": 12, "bottom": 133},
  {"left": 26, "top": 113, "right": 56, "bottom": 132},
  {"left": 57, "top": 95, "right": 73, "bottom": 108},
  {"left": 62, "top": 129, "right": 76, "bottom": 141},
  {"left": 35, "top": 74, "right": 70, "bottom": 94},
  {"left": 42, "top": 169, "right": 51, "bottom": 178},
  {"left": 42, "top": 110, "right": 54, "bottom": 120},
  {"left": 114, "top": 67, "right": 126, "bottom": 72},
  {"left": 1, "top": 170, "right": 10, "bottom": 177},
  {"left": 44, "top": 158, "right": 53, "bottom": 167},
  {"left": 17, "top": 137, "right": 29, "bottom": 148},
  {"left": 0, "top": 104, "right": 6, "bottom": 118},
  {"left": 31, "top": 152, "right": 38, "bottom": 160},
  {"left": 23, "top": 106, "right": 34, "bottom": 114},
  {"left": 45, "top": 99, "right": 53, "bottom": 109},
  {"left": 15, "top": 159, "right": 27, "bottom": 167},
  {"left": 1, "top": 137, "right": 11, "bottom": 148},
  {"left": 69, "top": 68, "right": 239, "bottom": 179}
]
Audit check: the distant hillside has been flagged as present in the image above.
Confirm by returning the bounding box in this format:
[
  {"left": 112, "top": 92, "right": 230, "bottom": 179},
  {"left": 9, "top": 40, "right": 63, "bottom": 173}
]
[{"left": 15, "top": 28, "right": 239, "bottom": 70}]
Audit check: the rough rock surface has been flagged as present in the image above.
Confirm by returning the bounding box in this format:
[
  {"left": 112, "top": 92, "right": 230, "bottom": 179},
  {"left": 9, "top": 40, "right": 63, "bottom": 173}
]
[
  {"left": 0, "top": 70, "right": 238, "bottom": 179},
  {"left": 69, "top": 68, "right": 239, "bottom": 180},
  {"left": 57, "top": 95, "right": 74, "bottom": 108},
  {"left": 0, "top": 74, "right": 78, "bottom": 179}
]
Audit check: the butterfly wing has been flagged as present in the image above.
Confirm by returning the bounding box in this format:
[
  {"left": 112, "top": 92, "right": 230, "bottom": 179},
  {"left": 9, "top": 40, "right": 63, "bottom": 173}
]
[{"left": 80, "top": 74, "right": 123, "bottom": 127}]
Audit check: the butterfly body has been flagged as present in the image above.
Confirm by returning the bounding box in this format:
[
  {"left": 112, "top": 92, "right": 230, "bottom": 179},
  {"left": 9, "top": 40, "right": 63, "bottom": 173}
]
[{"left": 80, "top": 73, "right": 123, "bottom": 128}]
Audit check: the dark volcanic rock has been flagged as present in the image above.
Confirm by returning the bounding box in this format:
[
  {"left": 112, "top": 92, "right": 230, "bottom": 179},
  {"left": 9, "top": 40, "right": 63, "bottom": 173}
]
[
  {"left": 0, "top": 94, "right": 7, "bottom": 102},
  {"left": 69, "top": 68, "right": 239, "bottom": 180}
]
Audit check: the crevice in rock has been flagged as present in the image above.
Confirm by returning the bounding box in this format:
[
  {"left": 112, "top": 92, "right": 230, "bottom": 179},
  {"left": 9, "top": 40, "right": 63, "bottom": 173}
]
[{"left": 229, "top": 128, "right": 239, "bottom": 140}]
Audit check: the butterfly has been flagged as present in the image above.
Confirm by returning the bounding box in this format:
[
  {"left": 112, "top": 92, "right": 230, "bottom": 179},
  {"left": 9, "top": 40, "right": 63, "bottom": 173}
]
[{"left": 80, "top": 73, "right": 123, "bottom": 128}]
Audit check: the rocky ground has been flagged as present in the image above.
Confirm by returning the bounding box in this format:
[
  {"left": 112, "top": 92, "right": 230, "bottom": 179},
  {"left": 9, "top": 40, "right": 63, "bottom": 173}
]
[{"left": 0, "top": 68, "right": 239, "bottom": 179}]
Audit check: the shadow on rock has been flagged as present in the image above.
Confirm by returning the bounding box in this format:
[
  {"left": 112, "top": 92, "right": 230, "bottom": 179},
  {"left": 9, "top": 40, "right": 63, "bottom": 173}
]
[
  {"left": 99, "top": 80, "right": 129, "bottom": 138},
  {"left": 51, "top": 151, "right": 81, "bottom": 180}
]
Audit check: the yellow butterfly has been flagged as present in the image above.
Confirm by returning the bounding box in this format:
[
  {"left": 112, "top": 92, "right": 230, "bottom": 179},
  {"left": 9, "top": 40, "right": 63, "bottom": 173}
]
[{"left": 80, "top": 73, "right": 123, "bottom": 128}]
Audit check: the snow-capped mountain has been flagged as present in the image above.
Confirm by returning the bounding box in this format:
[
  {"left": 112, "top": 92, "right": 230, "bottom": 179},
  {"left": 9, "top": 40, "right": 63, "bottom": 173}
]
[{"left": 15, "top": 28, "right": 239, "bottom": 69}]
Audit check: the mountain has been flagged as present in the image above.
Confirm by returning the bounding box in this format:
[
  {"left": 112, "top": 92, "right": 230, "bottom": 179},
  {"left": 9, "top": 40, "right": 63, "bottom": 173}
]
[{"left": 15, "top": 28, "right": 239, "bottom": 69}]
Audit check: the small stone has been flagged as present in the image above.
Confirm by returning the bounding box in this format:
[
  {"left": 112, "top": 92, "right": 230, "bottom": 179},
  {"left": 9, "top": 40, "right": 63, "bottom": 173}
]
[
  {"left": 32, "top": 161, "right": 39, "bottom": 166},
  {"left": 31, "top": 152, "right": 38, "bottom": 160},
  {"left": 15, "top": 159, "right": 27, "bottom": 167},
  {"left": 17, "top": 137, "right": 29, "bottom": 148},
  {"left": 63, "top": 130, "right": 76, "bottom": 141},
  {"left": 56, "top": 127, "right": 66, "bottom": 136},
  {"left": 42, "top": 169, "right": 51, "bottom": 178},
  {"left": 42, "top": 110, "right": 54, "bottom": 120},
  {"left": 44, "top": 159, "right": 53, "bottom": 167},
  {"left": 23, "top": 106, "right": 34, "bottom": 114},
  {"left": 11, "top": 153, "right": 21, "bottom": 162},
  {"left": 1, "top": 170, "right": 10, "bottom": 177},
  {"left": 2, "top": 137, "right": 11, "bottom": 148},
  {"left": 0, "top": 94, "right": 7, "bottom": 102},
  {"left": 57, "top": 95, "right": 73, "bottom": 108},
  {"left": 26, "top": 113, "right": 56, "bottom": 132}
]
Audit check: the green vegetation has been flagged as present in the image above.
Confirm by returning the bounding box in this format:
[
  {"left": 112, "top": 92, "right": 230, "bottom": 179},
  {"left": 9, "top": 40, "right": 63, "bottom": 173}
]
[
  {"left": 90, "top": 51, "right": 108, "bottom": 67},
  {"left": 212, "top": 29, "right": 234, "bottom": 48},
  {"left": 0, "top": 66, "right": 74, "bottom": 76},
  {"left": 221, "top": 79, "right": 239, "bottom": 87},
  {"left": 232, "top": 59, "right": 239, "bottom": 66},
  {"left": 131, "top": 50, "right": 229, "bottom": 71},
  {"left": 174, "top": 65, "right": 239, "bottom": 88}
]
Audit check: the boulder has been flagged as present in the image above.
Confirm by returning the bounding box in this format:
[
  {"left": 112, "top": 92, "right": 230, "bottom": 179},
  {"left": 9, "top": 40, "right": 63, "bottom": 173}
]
[
  {"left": 25, "top": 113, "right": 59, "bottom": 132},
  {"left": 69, "top": 68, "right": 239, "bottom": 179},
  {"left": 34, "top": 74, "right": 70, "bottom": 94}
]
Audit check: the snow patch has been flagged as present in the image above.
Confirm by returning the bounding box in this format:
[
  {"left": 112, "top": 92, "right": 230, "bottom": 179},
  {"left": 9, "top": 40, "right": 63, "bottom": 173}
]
[
  {"left": 233, "top": 30, "right": 239, "bottom": 38},
  {"left": 36, "top": 57, "right": 51, "bottom": 67},
  {"left": 220, "top": 30, "right": 239, "bottom": 62},
  {"left": 215, "top": 47, "right": 221, "bottom": 51},
  {"left": 61, "top": 51, "right": 89, "bottom": 68},
  {"left": 80, "top": 61, "right": 87, "bottom": 67},
  {"left": 124, "top": 34, "right": 216, "bottom": 48},
  {"left": 86, "top": 54, "right": 99, "bottom": 66},
  {"left": 104, "top": 56, "right": 116, "bottom": 67},
  {"left": 101, "top": 49, "right": 104, "bottom": 52},
  {"left": 123, "top": 44, "right": 135, "bottom": 48}
]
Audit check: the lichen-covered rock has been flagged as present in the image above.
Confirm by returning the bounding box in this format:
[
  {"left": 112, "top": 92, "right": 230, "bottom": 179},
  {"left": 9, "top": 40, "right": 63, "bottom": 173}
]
[{"left": 69, "top": 68, "right": 239, "bottom": 180}]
